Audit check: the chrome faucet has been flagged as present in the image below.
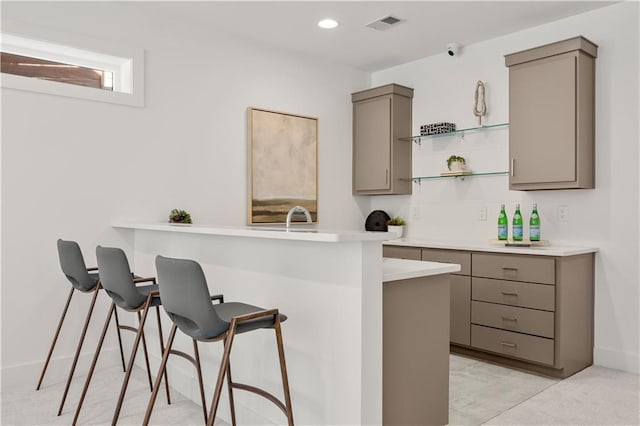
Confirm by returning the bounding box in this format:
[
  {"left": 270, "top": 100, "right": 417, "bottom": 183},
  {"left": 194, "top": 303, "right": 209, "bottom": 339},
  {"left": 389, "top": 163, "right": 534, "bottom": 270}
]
[{"left": 286, "top": 206, "right": 312, "bottom": 228}]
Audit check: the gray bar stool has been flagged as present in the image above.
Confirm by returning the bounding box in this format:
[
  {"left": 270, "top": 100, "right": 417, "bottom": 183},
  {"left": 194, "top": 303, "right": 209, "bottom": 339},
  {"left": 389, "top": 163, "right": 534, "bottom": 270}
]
[
  {"left": 36, "top": 239, "right": 127, "bottom": 416},
  {"left": 71, "top": 246, "right": 172, "bottom": 426},
  {"left": 143, "top": 255, "right": 294, "bottom": 426}
]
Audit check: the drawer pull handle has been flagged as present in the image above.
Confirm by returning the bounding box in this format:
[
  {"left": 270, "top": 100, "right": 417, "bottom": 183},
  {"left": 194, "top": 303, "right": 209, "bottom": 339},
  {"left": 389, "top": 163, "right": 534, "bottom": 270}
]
[
  {"left": 501, "top": 291, "right": 518, "bottom": 296},
  {"left": 502, "top": 316, "right": 518, "bottom": 322},
  {"left": 501, "top": 341, "right": 517, "bottom": 348},
  {"left": 501, "top": 266, "right": 519, "bottom": 271}
]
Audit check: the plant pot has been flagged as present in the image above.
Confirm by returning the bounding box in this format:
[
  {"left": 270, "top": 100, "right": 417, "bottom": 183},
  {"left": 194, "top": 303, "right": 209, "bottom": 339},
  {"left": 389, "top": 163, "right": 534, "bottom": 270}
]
[
  {"left": 387, "top": 225, "right": 405, "bottom": 238},
  {"left": 449, "top": 161, "right": 465, "bottom": 172}
]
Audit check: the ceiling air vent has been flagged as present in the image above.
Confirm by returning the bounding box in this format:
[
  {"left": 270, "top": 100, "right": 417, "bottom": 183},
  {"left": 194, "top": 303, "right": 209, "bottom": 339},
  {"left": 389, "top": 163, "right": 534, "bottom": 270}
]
[{"left": 366, "top": 15, "right": 405, "bottom": 31}]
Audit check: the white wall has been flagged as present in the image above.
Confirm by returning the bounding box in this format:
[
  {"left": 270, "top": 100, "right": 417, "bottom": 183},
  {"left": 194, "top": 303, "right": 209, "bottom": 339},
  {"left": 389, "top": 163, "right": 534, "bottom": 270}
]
[
  {"left": 1, "top": 1, "right": 370, "bottom": 378},
  {"left": 371, "top": 2, "right": 639, "bottom": 373}
]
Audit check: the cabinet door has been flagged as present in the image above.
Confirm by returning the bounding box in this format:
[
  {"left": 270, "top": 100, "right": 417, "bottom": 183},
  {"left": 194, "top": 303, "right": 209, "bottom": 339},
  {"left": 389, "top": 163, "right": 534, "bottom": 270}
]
[
  {"left": 353, "top": 96, "right": 391, "bottom": 191},
  {"left": 451, "top": 275, "right": 471, "bottom": 346},
  {"left": 510, "top": 53, "right": 576, "bottom": 187}
]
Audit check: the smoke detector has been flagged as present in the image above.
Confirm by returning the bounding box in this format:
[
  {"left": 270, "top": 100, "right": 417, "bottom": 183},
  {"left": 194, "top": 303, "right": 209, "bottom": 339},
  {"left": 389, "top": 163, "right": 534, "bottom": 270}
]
[{"left": 366, "top": 15, "right": 405, "bottom": 31}]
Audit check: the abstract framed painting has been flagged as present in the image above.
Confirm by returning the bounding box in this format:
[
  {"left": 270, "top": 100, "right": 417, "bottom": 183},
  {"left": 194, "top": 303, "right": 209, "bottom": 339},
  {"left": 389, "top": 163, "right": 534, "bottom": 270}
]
[{"left": 248, "top": 107, "right": 318, "bottom": 224}]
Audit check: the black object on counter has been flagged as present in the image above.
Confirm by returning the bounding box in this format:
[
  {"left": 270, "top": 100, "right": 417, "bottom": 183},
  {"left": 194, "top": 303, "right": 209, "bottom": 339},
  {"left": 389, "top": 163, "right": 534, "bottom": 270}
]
[{"left": 365, "top": 210, "right": 391, "bottom": 231}]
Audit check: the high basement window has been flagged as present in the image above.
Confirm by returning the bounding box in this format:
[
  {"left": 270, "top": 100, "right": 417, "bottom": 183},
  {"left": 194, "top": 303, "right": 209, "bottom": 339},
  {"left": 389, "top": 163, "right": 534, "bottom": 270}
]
[{"left": 1, "top": 27, "right": 144, "bottom": 107}]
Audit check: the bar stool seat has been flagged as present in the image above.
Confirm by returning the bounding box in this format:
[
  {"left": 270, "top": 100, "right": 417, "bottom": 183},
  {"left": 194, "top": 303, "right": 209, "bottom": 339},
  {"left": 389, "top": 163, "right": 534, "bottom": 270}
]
[{"left": 144, "top": 255, "right": 294, "bottom": 426}]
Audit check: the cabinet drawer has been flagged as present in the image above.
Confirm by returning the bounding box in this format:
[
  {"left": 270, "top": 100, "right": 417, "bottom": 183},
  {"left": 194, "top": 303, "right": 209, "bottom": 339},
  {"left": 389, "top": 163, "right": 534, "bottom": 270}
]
[
  {"left": 451, "top": 275, "right": 471, "bottom": 346},
  {"left": 472, "top": 277, "right": 555, "bottom": 311},
  {"left": 471, "top": 301, "right": 554, "bottom": 338},
  {"left": 471, "top": 325, "right": 554, "bottom": 365},
  {"left": 472, "top": 253, "right": 555, "bottom": 284},
  {"left": 421, "top": 249, "right": 470, "bottom": 275},
  {"left": 383, "top": 246, "right": 421, "bottom": 260}
]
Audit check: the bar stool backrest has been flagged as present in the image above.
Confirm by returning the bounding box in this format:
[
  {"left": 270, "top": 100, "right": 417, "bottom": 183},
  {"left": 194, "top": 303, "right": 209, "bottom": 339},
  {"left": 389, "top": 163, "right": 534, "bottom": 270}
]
[
  {"left": 96, "top": 246, "right": 147, "bottom": 310},
  {"left": 155, "top": 255, "right": 229, "bottom": 340},
  {"left": 57, "top": 239, "right": 97, "bottom": 292}
]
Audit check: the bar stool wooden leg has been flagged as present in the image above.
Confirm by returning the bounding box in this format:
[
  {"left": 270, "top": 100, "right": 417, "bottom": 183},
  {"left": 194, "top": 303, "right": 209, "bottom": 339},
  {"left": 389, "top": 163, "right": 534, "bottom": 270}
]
[
  {"left": 224, "top": 340, "right": 237, "bottom": 426},
  {"left": 138, "top": 311, "right": 154, "bottom": 392},
  {"left": 193, "top": 339, "right": 209, "bottom": 424},
  {"left": 142, "top": 324, "right": 178, "bottom": 426},
  {"left": 57, "top": 284, "right": 100, "bottom": 415},
  {"left": 36, "top": 288, "right": 74, "bottom": 391},
  {"left": 207, "top": 325, "right": 236, "bottom": 426},
  {"left": 274, "top": 316, "right": 294, "bottom": 426},
  {"left": 71, "top": 303, "right": 115, "bottom": 426},
  {"left": 112, "top": 300, "right": 152, "bottom": 426},
  {"left": 155, "top": 305, "right": 172, "bottom": 405},
  {"left": 113, "top": 307, "right": 126, "bottom": 372}
]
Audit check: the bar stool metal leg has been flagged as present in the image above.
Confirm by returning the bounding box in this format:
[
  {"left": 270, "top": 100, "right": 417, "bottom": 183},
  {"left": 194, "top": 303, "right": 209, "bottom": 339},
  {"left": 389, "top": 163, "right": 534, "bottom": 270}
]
[
  {"left": 224, "top": 339, "right": 237, "bottom": 426},
  {"left": 193, "top": 340, "right": 209, "bottom": 423},
  {"left": 56, "top": 284, "right": 100, "bottom": 415},
  {"left": 113, "top": 307, "right": 126, "bottom": 372},
  {"left": 155, "top": 305, "right": 172, "bottom": 405},
  {"left": 274, "top": 315, "right": 294, "bottom": 425},
  {"left": 36, "top": 288, "right": 74, "bottom": 391},
  {"left": 72, "top": 303, "right": 116, "bottom": 426}
]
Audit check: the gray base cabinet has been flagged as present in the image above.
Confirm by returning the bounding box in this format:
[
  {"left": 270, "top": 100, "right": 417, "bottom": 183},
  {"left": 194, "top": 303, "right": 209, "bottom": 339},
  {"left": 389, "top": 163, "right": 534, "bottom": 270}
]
[
  {"left": 352, "top": 84, "right": 413, "bottom": 195},
  {"left": 506, "top": 36, "right": 597, "bottom": 190},
  {"left": 384, "top": 246, "right": 595, "bottom": 378}
]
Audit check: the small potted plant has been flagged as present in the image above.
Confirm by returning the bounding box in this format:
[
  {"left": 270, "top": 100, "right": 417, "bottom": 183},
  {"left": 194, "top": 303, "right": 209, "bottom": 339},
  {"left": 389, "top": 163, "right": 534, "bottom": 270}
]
[
  {"left": 386, "top": 216, "right": 407, "bottom": 238},
  {"left": 446, "top": 155, "right": 466, "bottom": 172},
  {"left": 169, "top": 209, "right": 192, "bottom": 224}
]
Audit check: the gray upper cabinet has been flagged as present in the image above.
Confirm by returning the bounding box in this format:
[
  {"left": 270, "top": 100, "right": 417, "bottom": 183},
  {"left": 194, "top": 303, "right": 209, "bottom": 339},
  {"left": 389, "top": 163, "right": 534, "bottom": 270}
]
[
  {"left": 352, "top": 84, "right": 413, "bottom": 195},
  {"left": 506, "top": 37, "right": 597, "bottom": 190}
]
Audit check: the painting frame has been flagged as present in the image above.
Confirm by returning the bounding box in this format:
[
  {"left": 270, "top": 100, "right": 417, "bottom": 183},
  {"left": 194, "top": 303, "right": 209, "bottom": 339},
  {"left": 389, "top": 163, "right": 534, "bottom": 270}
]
[{"left": 248, "top": 107, "right": 318, "bottom": 225}]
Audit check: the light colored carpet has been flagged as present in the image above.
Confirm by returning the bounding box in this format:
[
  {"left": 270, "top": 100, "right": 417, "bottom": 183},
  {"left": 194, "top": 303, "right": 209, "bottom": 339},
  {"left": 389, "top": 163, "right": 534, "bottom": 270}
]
[
  {"left": 485, "top": 365, "right": 640, "bottom": 425},
  {"left": 449, "top": 354, "right": 557, "bottom": 425},
  {"left": 1, "top": 364, "right": 225, "bottom": 426}
]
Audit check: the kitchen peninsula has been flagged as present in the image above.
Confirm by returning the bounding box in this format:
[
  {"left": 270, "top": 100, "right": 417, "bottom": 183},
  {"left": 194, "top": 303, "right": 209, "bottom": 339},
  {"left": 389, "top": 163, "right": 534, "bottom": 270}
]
[{"left": 114, "top": 223, "right": 459, "bottom": 425}]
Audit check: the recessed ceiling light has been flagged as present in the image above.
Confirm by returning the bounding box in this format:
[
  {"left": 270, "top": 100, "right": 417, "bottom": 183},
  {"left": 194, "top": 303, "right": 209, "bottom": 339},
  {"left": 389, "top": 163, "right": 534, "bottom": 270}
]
[{"left": 318, "top": 19, "right": 339, "bottom": 29}]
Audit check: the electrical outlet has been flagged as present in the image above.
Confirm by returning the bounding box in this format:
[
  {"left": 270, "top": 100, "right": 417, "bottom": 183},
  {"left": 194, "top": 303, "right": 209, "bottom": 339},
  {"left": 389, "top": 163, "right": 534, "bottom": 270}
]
[
  {"left": 411, "top": 205, "right": 421, "bottom": 220},
  {"left": 558, "top": 205, "right": 569, "bottom": 222},
  {"left": 479, "top": 207, "right": 487, "bottom": 221}
]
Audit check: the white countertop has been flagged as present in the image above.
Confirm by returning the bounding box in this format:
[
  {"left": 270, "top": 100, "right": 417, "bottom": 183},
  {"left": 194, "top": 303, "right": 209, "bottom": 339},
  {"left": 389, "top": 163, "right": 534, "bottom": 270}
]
[
  {"left": 385, "top": 238, "right": 598, "bottom": 257},
  {"left": 383, "top": 258, "right": 460, "bottom": 282},
  {"left": 113, "top": 222, "right": 395, "bottom": 243}
]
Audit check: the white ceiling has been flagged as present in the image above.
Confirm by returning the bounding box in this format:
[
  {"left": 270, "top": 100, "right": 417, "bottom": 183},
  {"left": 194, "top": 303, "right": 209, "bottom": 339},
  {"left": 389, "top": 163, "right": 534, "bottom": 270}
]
[{"left": 145, "top": 1, "right": 615, "bottom": 71}]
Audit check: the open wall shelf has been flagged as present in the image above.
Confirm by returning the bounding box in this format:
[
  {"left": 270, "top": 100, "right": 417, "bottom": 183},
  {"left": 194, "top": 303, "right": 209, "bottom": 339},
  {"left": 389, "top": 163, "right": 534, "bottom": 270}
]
[
  {"left": 411, "top": 171, "right": 509, "bottom": 184},
  {"left": 407, "top": 123, "right": 509, "bottom": 145}
]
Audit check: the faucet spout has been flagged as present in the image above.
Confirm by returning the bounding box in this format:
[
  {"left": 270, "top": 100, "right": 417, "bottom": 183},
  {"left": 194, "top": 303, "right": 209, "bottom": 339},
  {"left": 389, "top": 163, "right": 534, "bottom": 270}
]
[{"left": 286, "top": 206, "right": 312, "bottom": 228}]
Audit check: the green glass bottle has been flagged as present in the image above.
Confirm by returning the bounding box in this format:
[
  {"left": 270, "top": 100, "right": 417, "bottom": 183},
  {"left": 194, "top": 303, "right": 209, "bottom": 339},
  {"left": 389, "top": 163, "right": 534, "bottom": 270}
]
[
  {"left": 498, "top": 204, "right": 508, "bottom": 240},
  {"left": 512, "top": 203, "right": 523, "bottom": 241},
  {"left": 530, "top": 203, "right": 540, "bottom": 241}
]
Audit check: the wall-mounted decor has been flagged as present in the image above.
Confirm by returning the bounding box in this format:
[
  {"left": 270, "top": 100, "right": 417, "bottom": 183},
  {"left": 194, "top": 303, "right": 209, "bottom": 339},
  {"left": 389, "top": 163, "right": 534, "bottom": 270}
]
[
  {"left": 473, "top": 80, "right": 487, "bottom": 125},
  {"left": 248, "top": 107, "right": 318, "bottom": 224}
]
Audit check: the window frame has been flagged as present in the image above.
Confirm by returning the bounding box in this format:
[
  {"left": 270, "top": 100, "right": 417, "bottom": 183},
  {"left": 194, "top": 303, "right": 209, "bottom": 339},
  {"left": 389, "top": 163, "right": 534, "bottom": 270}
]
[{"left": 1, "top": 20, "right": 144, "bottom": 107}]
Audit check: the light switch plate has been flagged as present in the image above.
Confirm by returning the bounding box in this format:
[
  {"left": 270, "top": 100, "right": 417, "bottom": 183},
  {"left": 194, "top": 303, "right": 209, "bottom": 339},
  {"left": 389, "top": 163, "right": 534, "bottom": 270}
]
[
  {"left": 479, "top": 207, "right": 487, "bottom": 221},
  {"left": 558, "top": 205, "right": 569, "bottom": 222}
]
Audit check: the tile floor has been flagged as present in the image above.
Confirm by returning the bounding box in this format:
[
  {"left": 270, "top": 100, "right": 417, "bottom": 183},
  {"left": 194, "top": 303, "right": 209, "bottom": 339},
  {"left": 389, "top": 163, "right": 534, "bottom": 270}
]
[{"left": 2, "top": 355, "right": 638, "bottom": 425}]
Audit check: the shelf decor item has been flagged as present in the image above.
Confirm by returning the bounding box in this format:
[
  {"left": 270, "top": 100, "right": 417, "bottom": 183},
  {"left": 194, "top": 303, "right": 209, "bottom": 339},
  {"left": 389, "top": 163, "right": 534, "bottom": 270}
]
[
  {"left": 386, "top": 216, "right": 407, "bottom": 238},
  {"left": 169, "top": 209, "right": 192, "bottom": 224},
  {"left": 420, "top": 122, "right": 456, "bottom": 136},
  {"left": 248, "top": 107, "right": 318, "bottom": 224},
  {"left": 473, "top": 80, "right": 487, "bottom": 125},
  {"left": 446, "top": 155, "right": 466, "bottom": 171}
]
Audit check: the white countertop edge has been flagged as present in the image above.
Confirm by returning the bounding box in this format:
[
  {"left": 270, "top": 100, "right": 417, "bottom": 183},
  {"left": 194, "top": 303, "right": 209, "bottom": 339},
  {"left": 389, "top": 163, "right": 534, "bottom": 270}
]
[
  {"left": 385, "top": 238, "right": 598, "bottom": 257},
  {"left": 113, "top": 222, "right": 396, "bottom": 243},
  {"left": 383, "top": 258, "right": 460, "bottom": 282}
]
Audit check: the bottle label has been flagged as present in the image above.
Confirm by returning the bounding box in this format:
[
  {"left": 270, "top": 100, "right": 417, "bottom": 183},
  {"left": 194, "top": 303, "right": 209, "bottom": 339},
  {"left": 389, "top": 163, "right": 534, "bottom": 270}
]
[
  {"left": 530, "top": 225, "right": 540, "bottom": 240},
  {"left": 513, "top": 225, "right": 523, "bottom": 240},
  {"left": 498, "top": 225, "right": 507, "bottom": 240}
]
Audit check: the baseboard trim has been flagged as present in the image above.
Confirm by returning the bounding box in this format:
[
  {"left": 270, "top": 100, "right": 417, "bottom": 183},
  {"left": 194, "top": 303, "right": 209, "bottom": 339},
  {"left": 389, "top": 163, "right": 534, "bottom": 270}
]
[
  {"left": 594, "top": 346, "right": 640, "bottom": 374},
  {"left": 1, "top": 349, "right": 119, "bottom": 392}
]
